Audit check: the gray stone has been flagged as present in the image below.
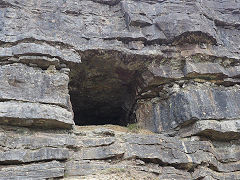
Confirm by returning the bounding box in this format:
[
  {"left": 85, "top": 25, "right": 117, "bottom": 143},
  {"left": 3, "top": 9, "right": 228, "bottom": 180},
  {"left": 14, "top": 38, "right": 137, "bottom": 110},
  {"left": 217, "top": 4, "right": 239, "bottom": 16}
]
[
  {"left": 82, "top": 137, "right": 115, "bottom": 147},
  {"left": 0, "top": 0, "right": 240, "bottom": 179},
  {"left": 124, "top": 135, "right": 218, "bottom": 170},
  {"left": 0, "top": 147, "right": 69, "bottom": 164},
  {"left": 0, "top": 43, "right": 81, "bottom": 64},
  {"left": 0, "top": 101, "right": 74, "bottom": 129},
  {"left": 0, "top": 0, "right": 239, "bottom": 60},
  {"left": 92, "top": 0, "right": 120, "bottom": 6},
  {"left": 0, "top": 124, "right": 238, "bottom": 179},
  {"left": 136, "top": 83, "right": 240, "bottom": 132},
  {"left": 192, "top": 166, "right": 240, "bottom": 180},
  {"left": 0, "top": 161, "right": 64, "bottom": 180},
  {"left": 183, "top": 62, "right": 228, "bottom": 78},
  {"left": 18, "top": 55, "right": 60, "bottom": 69},
  {"left": 227, "top": 66, "right": 240, "bottom": 78},
  {"left": 158, "top": 167, "right": 191, "bottom": 180},
  {"left": 93, "top": 128, "right": 115, "bottom": 137},
  {"left": 0, "top": 63, "right": 71, "bottom": 109},
  {"left": 148, "top": 64, "right": 184, "bottom": 79},
  {"left": 65, "top": 160, "right": 111, "bottom": 176},
  {"left": 179, "top": 120, "right": 240, "bottom": 140},
  {"left": 128, "top": 41, "right": 144, "bottom": 50},
  {"left": 121, "top": 0, "right": 153, "bottom": 27},
  {"left": 77, "top": 144, "right": 124, "bottom": 160},
  {"left": 123, "top": 134, "right": 163, "bottom": 145},
  {"left": 155, "top": 13, "right": 217, "bottom": 44},
  {"left": 0, "top": 132, "right": 76, "bottom": 150},
  {"left": 184, "top": 62, "right": 240, "bottom": 80}
]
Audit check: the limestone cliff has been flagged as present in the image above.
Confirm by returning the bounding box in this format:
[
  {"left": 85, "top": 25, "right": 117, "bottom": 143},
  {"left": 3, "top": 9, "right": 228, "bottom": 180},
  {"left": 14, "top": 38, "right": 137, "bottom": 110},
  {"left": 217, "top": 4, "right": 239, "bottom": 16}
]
[{"left": 0, "top": 0, "right": 240, "bottom": 179}]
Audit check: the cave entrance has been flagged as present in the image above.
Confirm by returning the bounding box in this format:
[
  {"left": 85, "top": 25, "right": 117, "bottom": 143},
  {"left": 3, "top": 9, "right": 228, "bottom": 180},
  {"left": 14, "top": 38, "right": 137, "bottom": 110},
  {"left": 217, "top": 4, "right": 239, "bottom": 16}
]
[
  {"left": 68, "top": 52, "right": 137, "bottom": 127},
  {"left": 69, "top": 92, "right": 131, "bottom": 126}
]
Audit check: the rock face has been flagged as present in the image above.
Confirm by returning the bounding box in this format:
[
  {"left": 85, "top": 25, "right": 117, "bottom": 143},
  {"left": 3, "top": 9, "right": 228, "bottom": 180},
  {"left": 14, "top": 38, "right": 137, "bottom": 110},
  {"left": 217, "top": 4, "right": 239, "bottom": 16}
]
[
  {"left": 0, "top": 125, "right": 239, "bottom": 179},
  {"left": 0, "top": 0, "right": 240, "bottom": 179}
]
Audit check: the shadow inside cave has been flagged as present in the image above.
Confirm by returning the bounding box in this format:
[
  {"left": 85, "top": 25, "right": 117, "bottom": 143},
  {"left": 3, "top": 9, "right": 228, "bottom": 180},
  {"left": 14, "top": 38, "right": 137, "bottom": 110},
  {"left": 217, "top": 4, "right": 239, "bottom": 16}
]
[{"left": 68, "top": 51, "right": 138, "bottom": 127}]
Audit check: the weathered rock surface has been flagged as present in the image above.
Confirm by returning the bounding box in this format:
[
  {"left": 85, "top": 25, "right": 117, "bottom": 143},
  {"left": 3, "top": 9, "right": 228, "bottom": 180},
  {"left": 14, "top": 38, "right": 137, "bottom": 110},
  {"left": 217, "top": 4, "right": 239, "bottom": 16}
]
[
  {"left": 0, "top": 161, "right": 65, "bottom": 180},
  {"left": 0, "top": 63, "right": 70, "bottom": 108},
  {"left": 0, "top": 125, "right": 238, "bottom": 179},
  {"left": 0, "top": 101, "right": 74, "bottom": 128},
  {"left": 179, "top": 120, "right": 240, "bottom": 140},
  {"left": 0, "top": 0, "right": 240, "bottom": 179},
  {"left": 0, "top": 147, "right": 69, "bottom": 164},
  {"left": 137, "top": 83, "right": 240, "bottom": 133}
]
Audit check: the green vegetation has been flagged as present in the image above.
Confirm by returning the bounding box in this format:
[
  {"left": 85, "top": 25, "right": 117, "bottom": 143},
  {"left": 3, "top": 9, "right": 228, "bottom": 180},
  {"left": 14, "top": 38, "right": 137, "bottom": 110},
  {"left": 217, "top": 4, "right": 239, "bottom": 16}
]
[{"left": 127, "top": 123, "right": 141, "bottom": 133}]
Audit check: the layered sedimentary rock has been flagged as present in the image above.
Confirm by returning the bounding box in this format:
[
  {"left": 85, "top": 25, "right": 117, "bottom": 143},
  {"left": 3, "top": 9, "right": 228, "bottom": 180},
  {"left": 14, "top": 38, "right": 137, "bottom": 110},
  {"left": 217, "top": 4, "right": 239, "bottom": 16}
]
[
  {"left": 0, "top": 0, "right": 240, "bottom": 179},
  {"left": 0, "top": 125, "right": 239, "bottom": 179},
  {"left": 0, "top": 59, "right": 74, "bottom": 128}
]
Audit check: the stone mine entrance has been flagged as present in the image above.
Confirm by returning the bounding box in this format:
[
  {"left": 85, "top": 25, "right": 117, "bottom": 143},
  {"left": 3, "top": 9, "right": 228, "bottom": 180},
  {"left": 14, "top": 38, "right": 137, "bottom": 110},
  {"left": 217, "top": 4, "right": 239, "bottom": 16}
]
[{"left": 68, "top": 51, "right": 137, "bottom": 126}]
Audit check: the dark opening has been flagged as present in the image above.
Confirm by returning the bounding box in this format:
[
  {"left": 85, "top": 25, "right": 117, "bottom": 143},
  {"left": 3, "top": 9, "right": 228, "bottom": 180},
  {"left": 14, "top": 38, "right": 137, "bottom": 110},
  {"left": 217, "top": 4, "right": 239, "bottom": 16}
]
[
  {"left": 69, "top": 92, "right": 133, "bottom": 126},
  {"left": 68, "top": 52, "right": 137, "bottom": 126}
]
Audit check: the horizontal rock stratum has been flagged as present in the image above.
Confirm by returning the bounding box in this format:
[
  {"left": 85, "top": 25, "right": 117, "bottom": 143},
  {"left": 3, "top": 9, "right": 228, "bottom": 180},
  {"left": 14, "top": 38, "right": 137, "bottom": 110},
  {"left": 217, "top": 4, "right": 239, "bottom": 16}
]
[{"left": 0, "top": 0, "right": 240, "bottom": 179}]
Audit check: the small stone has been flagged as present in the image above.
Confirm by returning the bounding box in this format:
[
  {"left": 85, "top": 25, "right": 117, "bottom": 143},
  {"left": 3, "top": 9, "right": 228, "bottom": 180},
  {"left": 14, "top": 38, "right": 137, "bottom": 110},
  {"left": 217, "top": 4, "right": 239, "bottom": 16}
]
[
  {"left": 200, "top": 43, "right": 207, "bottom": 49},
  {"left": 128, "top": 41, "right": 144, "bottom": 50},
  {"left": 60, "top": 68, "right": 71, "bottom": 74},
  {"left": 60, "top": 63, "right": 67, "bottom": 68},
  {"left": 136, "top": 159, "right": 145, "bottom": 166},
  {"left": 28, "top": 63, "right": 38, "bottom": 67},
  {"left": 93, "top": 128, "right": 115, "bottom": 136},
  {"left": 8, "top": 57, "right": 19, "bottom": 62}
]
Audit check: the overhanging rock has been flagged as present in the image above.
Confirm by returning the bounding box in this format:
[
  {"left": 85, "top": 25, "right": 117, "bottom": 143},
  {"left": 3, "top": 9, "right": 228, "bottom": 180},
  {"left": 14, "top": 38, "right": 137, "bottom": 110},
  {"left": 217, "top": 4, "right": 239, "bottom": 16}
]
[{"left": 136, "top": 83, "right": 240, "bottom": 133}]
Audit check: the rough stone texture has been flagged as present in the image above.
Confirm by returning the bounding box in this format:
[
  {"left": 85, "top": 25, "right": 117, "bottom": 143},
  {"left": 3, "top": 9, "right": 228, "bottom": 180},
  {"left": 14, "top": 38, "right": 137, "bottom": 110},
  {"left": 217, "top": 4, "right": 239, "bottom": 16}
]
[
  {"left": 0, "top": 0, "right": 239, "bottom": 128},
  {"left": 0, "top": 147, "right": 69, "bottom": 164},
  {"left": 0, "top": 57, "right": 74, "bottom": 128},
  {"left": 76, "top": 144, "right": 124, "bottom": 160},
  {"left": 137, "top": 83, "right": 240, "bottom": 132},
  {"left": 179, "top": 120, "right": 240, "bottom": 140},
  {"left": 0, "top": 43, "right": 81, "bottom": 64},
  {"left": 0, "top": 0, "right": 240, "bottom": 179},
  {"left": 0, "top": 101, "right": 73, "bottom": 128},
  {"left": 0, "top": 125, "right": 238, "bottom": 179},
  {"left": 0, "top": 63, "right": 70, "bottom": 108},
  {"left": 0, "top": 161, "right": 65, "bottom": 180}
]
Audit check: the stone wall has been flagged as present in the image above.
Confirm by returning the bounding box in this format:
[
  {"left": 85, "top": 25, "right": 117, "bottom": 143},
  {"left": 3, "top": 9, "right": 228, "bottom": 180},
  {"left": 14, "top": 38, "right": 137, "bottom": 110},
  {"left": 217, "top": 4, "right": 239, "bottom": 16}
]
[{"left": 0, "top": 0, "right": 240, "bottom": 179}]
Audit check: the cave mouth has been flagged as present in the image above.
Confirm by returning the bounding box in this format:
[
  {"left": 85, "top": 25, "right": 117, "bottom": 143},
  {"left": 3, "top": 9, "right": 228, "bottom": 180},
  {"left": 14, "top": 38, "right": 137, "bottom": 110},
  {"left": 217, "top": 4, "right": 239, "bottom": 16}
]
[
  {"left": 68, "top": 52, "right": 138, "bottom": 127},
  {"left": 69, "top": 50, "right": 139, "bottom": 126},
  {"left": 70, "top": 95, "right": 129, "bottom": 126},
  {"left": 69, "top": 90, "right": 135, "bottom": 126}
]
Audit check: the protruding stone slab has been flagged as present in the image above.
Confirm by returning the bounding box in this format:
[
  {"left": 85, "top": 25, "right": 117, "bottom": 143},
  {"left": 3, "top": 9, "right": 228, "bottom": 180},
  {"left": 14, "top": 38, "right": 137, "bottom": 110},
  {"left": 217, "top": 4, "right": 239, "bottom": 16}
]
[
  {"left": 0, "top": 132, "right": 76, "bottom": 149},
  {"left": 0, "top": 161, "right": 64, "bottom": 180},
  {"left": 179, "top": 120, "right": 240, "bottom": 140},
  {"left": 148, "top": 65, "right": 184, "bottom": 79},
  {"left": 0, "top": 63, "right": 71, "bottom": 109},
  {"left": 183, "top": 62, "right": 228, "bottom": 78},
  {"left": 124, "top": 135, "right": 217, "bottom": 170},
  {"left": 0, "top": 43, "right": 81, "bottom": 63},
  {"left": 193, "top": 166, "right": 240, "bottom": 180},
  {"left": 155, "top": 13, "right": 217, "bottom": 44},
  {"left": 121, "top": 1, "right": 153, "bottom": 27},
  {"left": 159, "top": 167, "right": 191, "bottom": 180},
  {"left": 0, "top": 148, "right": 69, "bottom": 164},
  {"left": 184, "top": 62, "right": 240, "bottom": 79},
  {"left": 65, "top": 160, "right": 110, "bottom": 176},
  {"left": 0, "top": 101, "right": 74, "bottom": 129},
  {"left": 81, "top": 137, "right": 115, "bottom": 147},
  {"left": 77, "top": 144, "right": 124, "bottom": 160},
  {"left": 18, "top": 55, "right": 60, "bottom": 69},
  {"left": 136, "top": 83, "right": 240, "bottom": 132}
]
